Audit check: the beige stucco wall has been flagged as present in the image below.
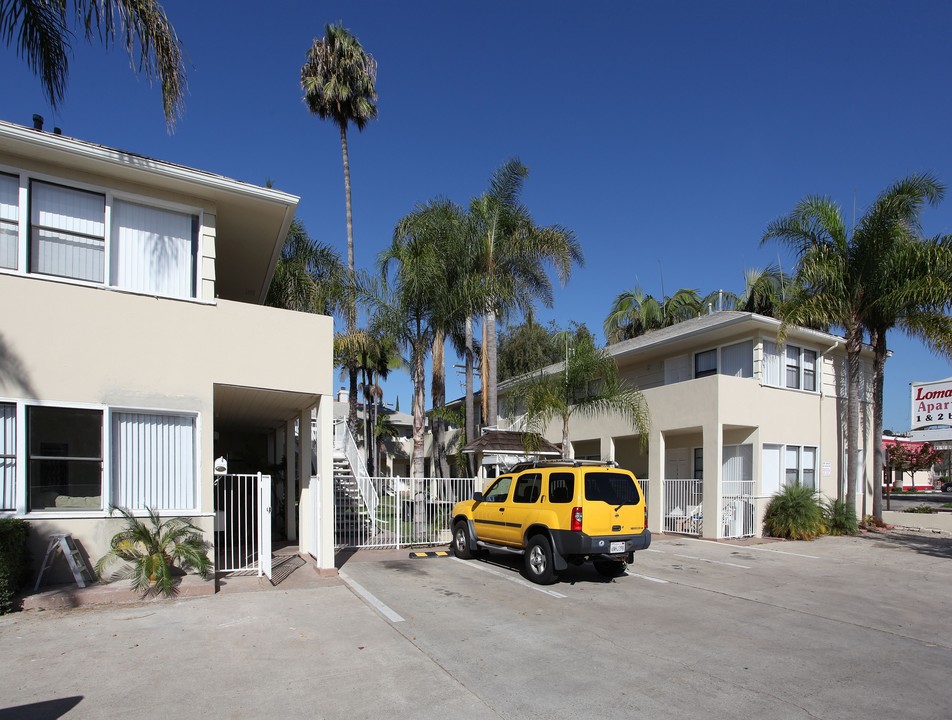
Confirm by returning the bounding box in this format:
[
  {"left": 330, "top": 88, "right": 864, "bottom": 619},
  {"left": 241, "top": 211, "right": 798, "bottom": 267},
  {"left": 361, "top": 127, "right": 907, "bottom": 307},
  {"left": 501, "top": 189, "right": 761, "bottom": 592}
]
[{"left": 0, "top": 272, "right": 334, "bottom": 577}]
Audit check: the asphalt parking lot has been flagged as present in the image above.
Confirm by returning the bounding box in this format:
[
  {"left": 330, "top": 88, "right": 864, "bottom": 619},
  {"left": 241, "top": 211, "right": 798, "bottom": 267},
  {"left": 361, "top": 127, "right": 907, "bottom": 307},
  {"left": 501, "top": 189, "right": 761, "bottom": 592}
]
[{"left": 2, "top": 531, "right": 951, "bottom": 719}]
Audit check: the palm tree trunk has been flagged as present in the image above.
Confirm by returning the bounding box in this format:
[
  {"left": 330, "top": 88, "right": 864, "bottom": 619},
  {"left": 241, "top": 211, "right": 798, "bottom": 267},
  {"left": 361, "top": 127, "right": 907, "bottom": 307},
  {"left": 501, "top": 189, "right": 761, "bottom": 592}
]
[
  {"left": 562, "top": 413, "right": 571, "bottom": 460},
  {"left": 465, "top": 315, "right": 476, "bottom": 475},
  {"left": 871, "top": 331, "right": 887, "bottom": 520},
  {"left": 431, "top": 331, "right": 450, "bottom": 479},
  {"left": 340, "top": 124, "right": 355, "bottom": 275},
  {"left": 845, "top": 322, "right": 863, "bottom": 513},
  {"left": 481, "top": 316, "right": 490, "bottom": 425},
  {"left": 486, "top": 308, "right": 498, "bottom": 428},
  {"left": 348, "top": 365, "right": 359, "bottom": 439},
  {"left": 411, "top": 344, "right": 427, "bottom": 541}
]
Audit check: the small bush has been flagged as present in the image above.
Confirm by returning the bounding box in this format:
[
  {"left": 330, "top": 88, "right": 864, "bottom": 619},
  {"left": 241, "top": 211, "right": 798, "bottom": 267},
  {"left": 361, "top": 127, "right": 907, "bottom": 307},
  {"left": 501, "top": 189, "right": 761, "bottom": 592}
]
[
  {"left": 860, "top": 514, "right": 888, "bottom": 530},
  {"left": 823, "top": 498, "right": 858, "bottom": 536},
  {"left": 903, "top": 505, "right": 937, "bottom": 514},
  {"left": 0, "top": 519, "right": 31, "bottom": 615},
  {"left": 763, "top": 486, "right": 825, "bottom": 540}
]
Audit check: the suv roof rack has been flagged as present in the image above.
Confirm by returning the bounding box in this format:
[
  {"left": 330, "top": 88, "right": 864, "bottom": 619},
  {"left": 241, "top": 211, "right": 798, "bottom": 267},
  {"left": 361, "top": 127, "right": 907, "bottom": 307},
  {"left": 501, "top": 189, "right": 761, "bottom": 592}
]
[{"left": 505, "top": 458, "right": 619, "bottom": 473}]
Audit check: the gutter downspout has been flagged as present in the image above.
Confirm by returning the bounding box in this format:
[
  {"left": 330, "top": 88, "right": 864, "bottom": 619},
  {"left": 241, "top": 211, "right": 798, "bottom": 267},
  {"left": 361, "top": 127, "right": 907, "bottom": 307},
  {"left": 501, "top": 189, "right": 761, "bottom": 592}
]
[{"left": 822, "top": 340, "right": 841, "bottom": 501}]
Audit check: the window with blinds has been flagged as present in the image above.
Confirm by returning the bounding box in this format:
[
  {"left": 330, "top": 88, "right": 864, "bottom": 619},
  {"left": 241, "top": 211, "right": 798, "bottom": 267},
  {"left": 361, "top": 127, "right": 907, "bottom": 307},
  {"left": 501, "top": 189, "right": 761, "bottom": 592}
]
[
  {"left": 30, "top": 180, "right": 106, "bottom": 283},
  {"left": 112, "top": 412, "right": 196, "bottom": 510},
  {"left": 0, "top": 173, "right": 18, "bottom": 270},
  {"left": 0, "top": 403, "right": 15, "bottom": 511}
]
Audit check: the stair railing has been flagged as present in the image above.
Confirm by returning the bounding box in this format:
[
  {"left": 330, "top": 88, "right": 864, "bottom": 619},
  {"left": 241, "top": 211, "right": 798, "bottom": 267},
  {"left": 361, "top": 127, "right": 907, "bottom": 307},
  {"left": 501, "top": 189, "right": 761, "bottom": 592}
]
[{"left": 332, "top": 419, "right": 379, "bottom": 531}]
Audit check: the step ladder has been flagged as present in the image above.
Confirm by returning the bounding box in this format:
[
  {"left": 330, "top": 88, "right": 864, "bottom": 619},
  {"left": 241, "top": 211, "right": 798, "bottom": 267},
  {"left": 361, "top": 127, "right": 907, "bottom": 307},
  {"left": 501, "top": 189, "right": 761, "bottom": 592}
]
[{"left": 34, "top": 534, "right": 93, "bottom": 591}]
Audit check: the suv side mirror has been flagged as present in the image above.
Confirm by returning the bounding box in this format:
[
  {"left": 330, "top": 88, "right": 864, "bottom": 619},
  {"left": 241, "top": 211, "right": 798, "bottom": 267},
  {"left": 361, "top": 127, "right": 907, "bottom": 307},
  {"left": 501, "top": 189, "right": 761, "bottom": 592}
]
[{"left": 472, "top": 491, "right": 484, "bottom": 502}]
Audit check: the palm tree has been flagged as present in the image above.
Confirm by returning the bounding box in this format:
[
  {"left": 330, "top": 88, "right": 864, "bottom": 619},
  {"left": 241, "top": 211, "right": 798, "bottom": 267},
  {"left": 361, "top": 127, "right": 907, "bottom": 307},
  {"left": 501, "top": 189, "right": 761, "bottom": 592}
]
[
  {"left": 95, "top": 506, "right": 212, "bottom": 598},
  {"left": 301, "top": 23, "right": 377, "bottom": 435},
  {"left": 763, "top": 173, "right": 945, "bottom": 512},
  {"left": 518, "top": 335, "right": 649, "bottom": 458},
  {"left": 736, "top": 265, "right": 791, "bottom": 316},
  {"left": 1, "top": 0, "right": 186, "bottom": 129},
  {"left": 603, "top": 287, "right": 701, "bottom": 343},
  {"left": 266, "top": 218, "right": 345, "bottom": 315},
  {"left": 862, "top": 184, "right": 952, "bottom": 518},
  {"left": 470, "top": 159, "right": 583, "bottom": 428},
  {"left": 301, "top": 23, "right": 377, "bottom": 284}
]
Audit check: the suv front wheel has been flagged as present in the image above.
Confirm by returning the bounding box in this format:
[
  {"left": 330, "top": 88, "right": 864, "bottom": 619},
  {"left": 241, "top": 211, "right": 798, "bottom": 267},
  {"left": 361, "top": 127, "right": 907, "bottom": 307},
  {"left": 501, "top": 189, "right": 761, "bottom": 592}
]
[{"left": 525, "top": 535, "right": 557, "bottom": 584}]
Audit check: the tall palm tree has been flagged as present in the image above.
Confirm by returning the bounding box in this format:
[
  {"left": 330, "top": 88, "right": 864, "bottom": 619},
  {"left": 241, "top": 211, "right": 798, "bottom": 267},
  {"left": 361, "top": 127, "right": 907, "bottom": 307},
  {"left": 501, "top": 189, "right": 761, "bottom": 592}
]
[
  {"left": 301, "top": 23, "right": 377, "bottom": 283},
  {"left": 763, "top": 173, "right": 945, "bottom": 512},
  {"left": 1, "top": 0, "right": 186, "bottom": 129},
  {"left": 470, "top": 159, "right": 583, "bottom": 428},
  {"left": 301, "top": 23, "right": 377, "bottom": 434},
  {"left": 519, "top": 335, "right": 649, "bottom": 458},
  {"left": 861, "top": 180, "right": 952, "bottom": 518}
]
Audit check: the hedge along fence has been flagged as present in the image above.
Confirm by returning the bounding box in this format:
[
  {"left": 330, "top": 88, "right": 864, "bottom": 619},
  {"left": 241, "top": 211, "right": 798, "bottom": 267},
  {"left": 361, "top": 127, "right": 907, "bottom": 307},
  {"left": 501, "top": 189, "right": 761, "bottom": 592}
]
[{"left": 0, "top": 519, "right": 31, "bottom": 614}]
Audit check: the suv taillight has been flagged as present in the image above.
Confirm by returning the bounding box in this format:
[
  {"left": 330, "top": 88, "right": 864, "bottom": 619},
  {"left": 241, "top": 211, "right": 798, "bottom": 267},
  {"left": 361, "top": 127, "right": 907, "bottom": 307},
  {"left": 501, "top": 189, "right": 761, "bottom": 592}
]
[
  {"left": 644, "top": 503, "right": 648, "bottom": 529},
  {"left": 571, "top": 506, "right": 583, "bottom": 532}
]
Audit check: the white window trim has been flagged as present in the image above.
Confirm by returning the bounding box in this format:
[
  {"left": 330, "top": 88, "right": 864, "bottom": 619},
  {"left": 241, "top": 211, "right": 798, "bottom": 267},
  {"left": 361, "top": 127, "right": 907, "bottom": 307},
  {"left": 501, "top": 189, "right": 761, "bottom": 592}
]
[
  {"left": 692, "top": 341, "right": 756, "bottom": 380},
  {"left": 761, "top": 338, "right": 821, "bottom": 394},
  {"left": 764, "top": 442, "right": 819, "bottom": 492},
  {"left": 0, "top": 397, "right": 203, "bottom": 519},
  {"left": 0, "top": 161, "right": 210, "bottom": 305}
]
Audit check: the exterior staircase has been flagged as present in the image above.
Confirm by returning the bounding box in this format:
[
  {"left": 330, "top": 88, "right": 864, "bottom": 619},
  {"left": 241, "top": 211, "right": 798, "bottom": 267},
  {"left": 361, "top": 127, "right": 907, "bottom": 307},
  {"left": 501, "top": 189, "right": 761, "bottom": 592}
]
[{"left": 332, "top": 420, "right": 380, "bottom": 545}]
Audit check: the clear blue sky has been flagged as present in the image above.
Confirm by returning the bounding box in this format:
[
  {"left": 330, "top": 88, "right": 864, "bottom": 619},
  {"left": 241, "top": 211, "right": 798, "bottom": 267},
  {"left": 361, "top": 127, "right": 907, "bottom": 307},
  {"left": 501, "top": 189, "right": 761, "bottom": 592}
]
[{"left": 4, "top": 1, "right": 951, "bottom": 431}]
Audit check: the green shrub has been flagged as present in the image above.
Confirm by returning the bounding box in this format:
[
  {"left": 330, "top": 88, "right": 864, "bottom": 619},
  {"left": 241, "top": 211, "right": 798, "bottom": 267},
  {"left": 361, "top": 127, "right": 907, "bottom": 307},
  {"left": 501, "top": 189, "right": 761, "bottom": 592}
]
[
  {"left": 0, "top": 519, "right": 31, "bottom": 615},
  {"left": 903, "top": 505, "right": 937, "bottom": 514},
  {"left": 823, "top": 498, "right": 858, "bottom": 535},
  {"left": 763, "top": 485, "right": 825, "bottom": 540}
]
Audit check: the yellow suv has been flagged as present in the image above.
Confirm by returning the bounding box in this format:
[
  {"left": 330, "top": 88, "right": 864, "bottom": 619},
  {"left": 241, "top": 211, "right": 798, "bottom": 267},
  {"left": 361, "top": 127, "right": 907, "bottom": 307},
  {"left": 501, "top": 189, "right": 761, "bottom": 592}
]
[{"left": 450, "top": 460, "right": 651, "bottom": 584}]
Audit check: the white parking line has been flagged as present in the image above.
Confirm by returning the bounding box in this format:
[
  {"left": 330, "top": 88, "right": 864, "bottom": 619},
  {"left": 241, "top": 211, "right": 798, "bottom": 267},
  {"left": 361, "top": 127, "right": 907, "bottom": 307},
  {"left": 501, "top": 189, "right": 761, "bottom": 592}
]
[
  {"left": 688, "top": 538, "right": 821, "bottom": 559},
  {"left": 672, "top": 553, "right": 751, "bottom": 569},
  {"left": 451, "top": 557, "right": 567, "bottom": 598},
  {"left": 339, "top": 569, "right": 406, "bottom": 623},
  {"left": 626, "top": 572, "right": 669, "bottom": 584}
]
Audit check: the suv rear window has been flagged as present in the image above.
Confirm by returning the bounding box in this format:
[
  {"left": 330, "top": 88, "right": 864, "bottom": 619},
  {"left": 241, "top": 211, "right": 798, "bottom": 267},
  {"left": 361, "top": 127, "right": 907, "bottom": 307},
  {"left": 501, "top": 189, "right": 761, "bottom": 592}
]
[
  {"left": 548, "top": 472, "right": 575, "bottom": 503},
  {"left": 584, "top": 472, "right": 640, "bottom": 505}
]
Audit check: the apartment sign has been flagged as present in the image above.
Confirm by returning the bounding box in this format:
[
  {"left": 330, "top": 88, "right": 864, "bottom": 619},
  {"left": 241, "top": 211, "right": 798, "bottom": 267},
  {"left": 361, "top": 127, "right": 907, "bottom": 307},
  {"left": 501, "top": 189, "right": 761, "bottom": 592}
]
[{"left": 911, "top": 378, "right": 952, "bottom": 429}]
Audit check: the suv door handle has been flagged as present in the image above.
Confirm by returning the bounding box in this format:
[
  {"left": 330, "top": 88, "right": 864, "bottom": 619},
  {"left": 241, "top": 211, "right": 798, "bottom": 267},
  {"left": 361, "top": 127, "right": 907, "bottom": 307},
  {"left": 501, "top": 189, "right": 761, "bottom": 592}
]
[{"left": 499, "top": 508, "right": 505, "bottom": 512}]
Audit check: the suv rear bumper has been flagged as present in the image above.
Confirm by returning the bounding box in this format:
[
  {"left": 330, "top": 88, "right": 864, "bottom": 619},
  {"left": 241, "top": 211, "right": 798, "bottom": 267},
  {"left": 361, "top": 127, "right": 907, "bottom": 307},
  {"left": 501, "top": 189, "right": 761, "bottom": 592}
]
[{"left": 550, "top": 529, "right": 651, "bottom": 558}]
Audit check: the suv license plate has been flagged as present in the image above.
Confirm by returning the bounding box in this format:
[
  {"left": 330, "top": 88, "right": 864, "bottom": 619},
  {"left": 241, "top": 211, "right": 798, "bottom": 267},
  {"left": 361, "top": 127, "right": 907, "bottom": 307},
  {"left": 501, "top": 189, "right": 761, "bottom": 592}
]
[{"left": 610, "top": 541, "right": 625, "bottom": 553}]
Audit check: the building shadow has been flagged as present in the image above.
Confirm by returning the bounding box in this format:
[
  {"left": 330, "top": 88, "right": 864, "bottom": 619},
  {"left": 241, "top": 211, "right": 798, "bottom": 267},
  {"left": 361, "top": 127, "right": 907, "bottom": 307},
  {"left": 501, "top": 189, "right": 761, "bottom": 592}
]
[{"left": 0, "top": 696, "right": 83, "bottom": 719}]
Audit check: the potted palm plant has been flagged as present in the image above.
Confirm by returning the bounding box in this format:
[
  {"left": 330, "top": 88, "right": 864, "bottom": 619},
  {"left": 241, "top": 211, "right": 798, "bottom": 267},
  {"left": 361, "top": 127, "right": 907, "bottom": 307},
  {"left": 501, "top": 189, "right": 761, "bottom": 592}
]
[{"left": 95, "top": 506, "right": 213, "bottom": 598}]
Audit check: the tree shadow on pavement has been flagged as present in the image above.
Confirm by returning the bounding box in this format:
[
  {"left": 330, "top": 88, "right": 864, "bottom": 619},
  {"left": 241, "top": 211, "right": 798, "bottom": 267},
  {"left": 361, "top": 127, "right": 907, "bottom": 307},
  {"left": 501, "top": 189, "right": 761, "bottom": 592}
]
[
  {"left": 857, "top": 529, "right": 952, "bottom": 559},
  {"left": 0, "top": 696, "right": 83, "bottom": 720}
]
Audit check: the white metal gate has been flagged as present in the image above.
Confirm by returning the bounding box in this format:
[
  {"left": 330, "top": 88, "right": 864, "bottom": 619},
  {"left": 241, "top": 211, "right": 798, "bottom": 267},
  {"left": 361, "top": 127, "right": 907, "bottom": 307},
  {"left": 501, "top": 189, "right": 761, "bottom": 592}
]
[
  {"left": 215, "top": 473, "right": 272, "bottom": 578},
  {"left": 663, "top": 478, "right": 703, "bottom": 536},
  {"left": 335, "top": 476, "right": 478, "bottom": 549}
]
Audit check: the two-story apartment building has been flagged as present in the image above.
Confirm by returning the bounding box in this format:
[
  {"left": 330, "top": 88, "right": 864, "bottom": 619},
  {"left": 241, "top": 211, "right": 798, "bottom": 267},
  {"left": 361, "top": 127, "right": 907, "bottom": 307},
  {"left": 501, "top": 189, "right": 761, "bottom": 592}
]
[
  {"left": 0, "top": 119, "right": 337, "bottom": 583},
  {"left": 496, "top": 311, "right": 876, "bottom": 539}
]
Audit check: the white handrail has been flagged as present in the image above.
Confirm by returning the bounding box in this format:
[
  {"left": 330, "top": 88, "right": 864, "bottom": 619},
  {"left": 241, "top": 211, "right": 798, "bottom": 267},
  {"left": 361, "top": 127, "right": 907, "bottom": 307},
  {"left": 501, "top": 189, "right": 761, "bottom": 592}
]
[{"left": 333, "top": 419, "right": 379, "bottom": 528}]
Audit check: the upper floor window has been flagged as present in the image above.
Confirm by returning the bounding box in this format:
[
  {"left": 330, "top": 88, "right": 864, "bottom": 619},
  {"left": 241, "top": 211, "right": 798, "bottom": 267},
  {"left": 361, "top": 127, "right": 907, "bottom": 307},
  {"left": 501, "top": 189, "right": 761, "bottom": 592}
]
[
  {"left": 694, "top": 349, "right": 717, "bottom": 378},
  {"left": 0, "top": 173, "right": 18, "bottom": 270},
  {"left": 3, "top": 171, "right": 199, "bottom": 300},
  {"left": 764, "top": 341, "right": 818, "bottom": 392}
]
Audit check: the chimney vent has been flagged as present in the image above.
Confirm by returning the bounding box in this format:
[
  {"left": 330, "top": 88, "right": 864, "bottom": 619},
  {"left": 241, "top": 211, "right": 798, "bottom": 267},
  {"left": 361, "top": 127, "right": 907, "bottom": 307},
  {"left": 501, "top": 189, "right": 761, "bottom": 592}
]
[
  {"left": 53, "top": 127, "right": 62, "bottom": 135},
  {"left": 32, "top": 114, "right": 44, "bottom": 131}
]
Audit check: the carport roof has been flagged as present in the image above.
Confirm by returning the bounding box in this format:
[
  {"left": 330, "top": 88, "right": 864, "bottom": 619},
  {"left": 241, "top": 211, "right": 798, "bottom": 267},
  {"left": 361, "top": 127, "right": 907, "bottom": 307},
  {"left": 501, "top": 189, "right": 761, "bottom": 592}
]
[
  {"left": 214, "top": 384, "right": 320, "bottom": 433},
  {"left": 462, "top": 430, "right": 561, "bottom": 456}
]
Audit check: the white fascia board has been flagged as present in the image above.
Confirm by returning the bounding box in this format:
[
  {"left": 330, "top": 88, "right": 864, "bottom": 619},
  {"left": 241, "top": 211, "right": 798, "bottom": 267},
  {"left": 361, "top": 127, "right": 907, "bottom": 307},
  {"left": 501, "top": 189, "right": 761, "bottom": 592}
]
[{"left": 0, "top": 120, "right": 299, "bottom": 207}]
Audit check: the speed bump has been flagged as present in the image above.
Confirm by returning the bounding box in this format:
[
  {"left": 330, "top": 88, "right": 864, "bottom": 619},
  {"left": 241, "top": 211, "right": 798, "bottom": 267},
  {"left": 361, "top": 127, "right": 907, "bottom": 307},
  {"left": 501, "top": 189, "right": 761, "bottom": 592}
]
[{"left": 408, "top": 550, "right": 450, "bottom": 558}]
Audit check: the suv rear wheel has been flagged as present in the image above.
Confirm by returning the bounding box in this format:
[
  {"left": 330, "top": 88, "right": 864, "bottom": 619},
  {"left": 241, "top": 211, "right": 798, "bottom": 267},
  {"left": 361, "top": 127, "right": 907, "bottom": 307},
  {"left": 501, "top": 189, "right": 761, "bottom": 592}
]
[{"left": 525, "top": 535, "right": 557, "bottom": 584}]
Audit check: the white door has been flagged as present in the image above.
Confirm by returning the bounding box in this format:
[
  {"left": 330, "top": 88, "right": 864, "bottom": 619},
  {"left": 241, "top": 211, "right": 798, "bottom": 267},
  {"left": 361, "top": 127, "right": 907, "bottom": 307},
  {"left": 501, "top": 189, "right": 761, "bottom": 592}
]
[
  {"left": 258, "top": 473, "right": 272, "bottom": 580},
  {"left": 665, "top": 448, "right": 691, "bottom": 479}
]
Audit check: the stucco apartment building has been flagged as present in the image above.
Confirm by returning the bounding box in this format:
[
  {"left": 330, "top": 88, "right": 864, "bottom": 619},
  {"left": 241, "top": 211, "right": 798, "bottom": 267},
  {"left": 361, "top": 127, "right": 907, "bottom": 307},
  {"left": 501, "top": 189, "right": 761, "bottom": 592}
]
[
  {"left": 496, "top": 311, "right": 877, "bottom": 539},
  {"left": 0, "top": 119, "right": 337, "bottom": 582}
]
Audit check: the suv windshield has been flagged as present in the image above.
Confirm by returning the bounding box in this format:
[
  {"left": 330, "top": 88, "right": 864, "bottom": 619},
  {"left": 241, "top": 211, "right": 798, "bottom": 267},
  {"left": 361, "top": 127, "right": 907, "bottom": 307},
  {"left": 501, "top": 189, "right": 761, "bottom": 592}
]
[{"left": 584, "top": 472, "right": 640, "bottom": 505}]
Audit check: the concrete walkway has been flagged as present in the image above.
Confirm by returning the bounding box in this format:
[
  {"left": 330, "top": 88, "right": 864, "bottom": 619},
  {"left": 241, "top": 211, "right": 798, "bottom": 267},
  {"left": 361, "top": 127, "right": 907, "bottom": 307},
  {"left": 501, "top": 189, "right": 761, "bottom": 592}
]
[{"left": 1, "top": 551, "right": 497, "bottom": 719}]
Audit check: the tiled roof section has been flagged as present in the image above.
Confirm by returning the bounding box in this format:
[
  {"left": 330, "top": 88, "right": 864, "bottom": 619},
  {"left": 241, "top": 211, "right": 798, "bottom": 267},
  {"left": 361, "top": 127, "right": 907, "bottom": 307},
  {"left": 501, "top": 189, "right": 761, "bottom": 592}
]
[{"left": 462, "top": 430, "right": 561, "bottom": 455}]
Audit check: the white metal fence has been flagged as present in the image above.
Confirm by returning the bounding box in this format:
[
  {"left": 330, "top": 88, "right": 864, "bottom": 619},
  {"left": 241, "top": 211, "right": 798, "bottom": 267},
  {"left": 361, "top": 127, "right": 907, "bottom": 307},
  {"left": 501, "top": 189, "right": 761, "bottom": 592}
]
[
  {"left": 335, "top": 475, "right": 479, "bottom": 549},
  {"left": 663, "top": 479, "right": 704, "bottom": 536}
]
